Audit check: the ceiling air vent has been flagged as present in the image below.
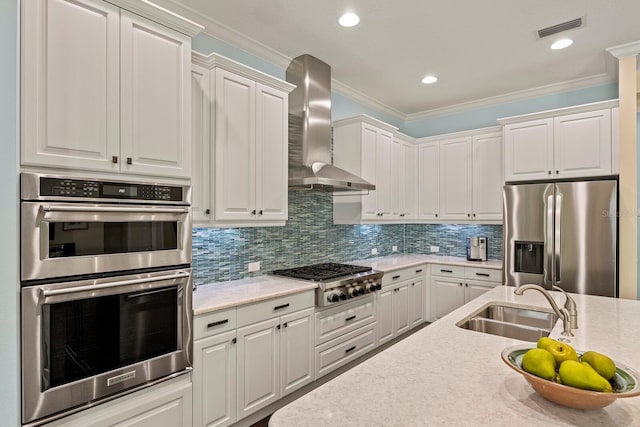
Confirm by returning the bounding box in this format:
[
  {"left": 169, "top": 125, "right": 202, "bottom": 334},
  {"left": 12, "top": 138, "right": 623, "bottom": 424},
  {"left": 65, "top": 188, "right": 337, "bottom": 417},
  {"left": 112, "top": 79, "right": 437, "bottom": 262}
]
[{"left": 537, "top": 17, "right": 583, "bottom": 39}]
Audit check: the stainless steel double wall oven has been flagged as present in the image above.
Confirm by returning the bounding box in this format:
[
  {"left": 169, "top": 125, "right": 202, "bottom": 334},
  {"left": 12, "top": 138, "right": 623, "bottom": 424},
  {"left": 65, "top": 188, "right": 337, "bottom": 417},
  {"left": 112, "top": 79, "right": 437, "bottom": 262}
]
[{"left": 20, "top": 173, "right": 193, "bottom": 425}]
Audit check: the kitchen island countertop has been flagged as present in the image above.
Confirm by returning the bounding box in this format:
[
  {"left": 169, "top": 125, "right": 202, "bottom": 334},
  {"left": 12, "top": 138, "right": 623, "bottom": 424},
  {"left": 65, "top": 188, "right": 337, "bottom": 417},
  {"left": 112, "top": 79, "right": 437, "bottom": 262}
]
[{"left": 269, "top": 286, "right": 640, "bottom": 426}]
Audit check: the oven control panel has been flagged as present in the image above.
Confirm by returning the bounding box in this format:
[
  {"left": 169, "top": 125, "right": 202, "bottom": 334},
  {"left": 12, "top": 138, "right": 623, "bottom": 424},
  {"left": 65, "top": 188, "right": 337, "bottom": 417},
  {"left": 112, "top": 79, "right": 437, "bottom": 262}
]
[
  {"left": 320, "top": 278, "right": 382, "bottom": 307},
  {"left": 39, "top": 177, "right": 184, "bottom": 202}
]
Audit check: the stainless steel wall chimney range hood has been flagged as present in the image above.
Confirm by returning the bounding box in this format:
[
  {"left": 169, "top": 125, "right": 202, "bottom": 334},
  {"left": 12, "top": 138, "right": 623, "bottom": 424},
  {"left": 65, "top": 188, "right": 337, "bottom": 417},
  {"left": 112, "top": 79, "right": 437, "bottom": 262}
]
[{"left": 286, "top": 54, "right": 375, "bottom": 192}]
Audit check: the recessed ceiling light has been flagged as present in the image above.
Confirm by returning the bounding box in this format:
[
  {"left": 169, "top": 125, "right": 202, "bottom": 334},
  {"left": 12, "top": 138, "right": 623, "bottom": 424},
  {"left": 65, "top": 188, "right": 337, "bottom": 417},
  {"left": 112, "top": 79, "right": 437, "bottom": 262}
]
[
  {"left": 421, "top": 75, "right": 438, "bottom": 84},
  {"left": 550, "top": 39, "right": 573, "bottom": 50},
  {"left": 338, "top": 12, "right": 360, "bottom": 28}
]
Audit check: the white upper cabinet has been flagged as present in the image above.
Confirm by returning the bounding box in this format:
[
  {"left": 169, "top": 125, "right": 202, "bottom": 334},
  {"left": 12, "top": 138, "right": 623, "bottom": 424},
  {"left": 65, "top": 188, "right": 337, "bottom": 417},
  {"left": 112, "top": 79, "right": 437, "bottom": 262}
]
[
  {"left": 191, "top": 53, "right": 294, "bottom": 227},
  {"left": 417, "top": 142, "right": 440, "bottom": 220},
  {"left": 333, "top": 115, "right": 419, "bottom": 224},
  {"left": 418, "top": 128, "right": 503, "bottom": 223},
  {"left": 21, "top": 0, "right": 200, "bottom": 179},
  {"left": 500, "top": 101, "right": 618, "bottom": 182}
]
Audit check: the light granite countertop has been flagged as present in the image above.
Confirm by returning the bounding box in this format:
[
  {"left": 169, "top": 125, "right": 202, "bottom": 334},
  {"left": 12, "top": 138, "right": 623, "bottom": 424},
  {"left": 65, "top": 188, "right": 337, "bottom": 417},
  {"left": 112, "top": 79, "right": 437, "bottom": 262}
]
[
  {"left": 192, "top": 255, "right": 502, "bottom": 315},
  {"left": 269, "top": 286, "right": 640, "bottom": 426}
]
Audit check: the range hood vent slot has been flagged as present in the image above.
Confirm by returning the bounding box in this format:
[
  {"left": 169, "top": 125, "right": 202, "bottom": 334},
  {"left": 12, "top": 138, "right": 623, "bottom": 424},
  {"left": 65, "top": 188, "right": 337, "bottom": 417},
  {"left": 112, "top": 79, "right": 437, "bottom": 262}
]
[{"left": 537, "top": 17, "right": 583, "bottom": 39}]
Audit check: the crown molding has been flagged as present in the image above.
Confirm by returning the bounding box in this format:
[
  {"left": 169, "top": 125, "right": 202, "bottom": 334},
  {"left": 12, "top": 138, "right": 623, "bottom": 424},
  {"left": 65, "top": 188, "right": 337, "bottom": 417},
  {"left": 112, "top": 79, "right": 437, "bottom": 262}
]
[
  {"left": 497, "top": 99, "right": 619, "bottom": 125},
  {"left": 416, "top": 126, "right": 502, "bottom": 144},
  {"left": 331, "top": 80, "right": 405, "bottom": 121},
  {"left": 405, "top": 73, "right": 616, "bottom": 122},
  {"left": 606, "top": 40, "right": 640, "bottom": 59},
  {"left": 332, "top": 114, "right": 399, "bottom": 133},
  {"left": 191, "top": 52, "right": 295, "bottom": 93},
  {"left": 107, "top": 0, "right": 203, "bottom": 36}
]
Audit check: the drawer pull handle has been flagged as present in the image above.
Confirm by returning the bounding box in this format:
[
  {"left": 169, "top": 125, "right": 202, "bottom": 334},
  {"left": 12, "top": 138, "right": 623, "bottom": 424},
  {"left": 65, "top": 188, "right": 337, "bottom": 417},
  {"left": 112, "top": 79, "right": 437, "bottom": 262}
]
[
  {"left": 345, "top": 346, "right": 356, "bottom": 354},
  {"left": 475, "top": 273, "right": 490, "bottom": 277},
  {"left": 392, "top": 275, "right": 401, "bottom": 280},
  {"left": 207, "top": 319, "right": 229, "bottom": 328},
  {"left": 274, "top": 303, "right": 290, "bottom": 311},
  {"left": 232, "top": 338, "right": 237, "bottom": 344},
  {"left": 440, "top": 269, "right": 453, "bottom": 273},
  {"left": 345, "top": 315, "right": 356, "bottom": 322},
  {"left": 415, "top": 269, "right": 423, "bottom": 273}
]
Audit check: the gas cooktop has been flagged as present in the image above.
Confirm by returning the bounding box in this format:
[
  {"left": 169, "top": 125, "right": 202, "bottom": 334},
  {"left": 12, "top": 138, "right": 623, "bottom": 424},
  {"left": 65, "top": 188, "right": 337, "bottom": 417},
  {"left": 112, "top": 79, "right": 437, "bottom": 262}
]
[{"left": 272, "top": 262, "right": 372, "bottom": 282}]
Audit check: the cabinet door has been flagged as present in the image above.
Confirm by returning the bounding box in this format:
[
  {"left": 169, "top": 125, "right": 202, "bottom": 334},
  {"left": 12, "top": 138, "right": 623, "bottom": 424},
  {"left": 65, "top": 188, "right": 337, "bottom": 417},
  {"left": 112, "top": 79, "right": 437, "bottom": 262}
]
[
  {"left": 193, "top": 331, "right": 236, "bottom": 427},
  {"left": 410, "top": 278, "right": 426, "bottom": 328},
  {"left": 611, "top": 107, "right": 619, "bottom": 175},
  {"left": 214, "top": 69, "right": 256, "bottom": 221},
  {"left": 394, "top": 283, "right": 411, "bottom": 336},
  {"left": 431, "top": 277, "right": 465, "bottom": 320},
  {"left": 21, "top": 0, "right": 120, "bottom": 172},
  {"left": 399, "top": 141, "right": 416, "bottom": 219},
  {"left": 237, "top": 317, "right": 279, "bottom": 419},
  {"left": 376, "top": 288, "right": 395, "bottom": 345},
  {"left": 378, "top": 133, "right": 396, "bottom": 218},
  {"left": 504, "top": 118, "right": 553, "bottom": 182},
  {"left": 120, "top": 11, "right": 191, "bottom": 178},
  {"left": 465, "top": 280, "right": 498, "bottom": 302},
  {"left": 280, "top": 308, "right": 314, "bottom": 397},
  {"left": 191, "top": 63, "right": 211, "bottom": 223},
  {"left": 360, "top": 124, "right": 379, "bottom": 220},
  {"left": 472, "top": 132, "right": 503, "bottom": 221},
  {"left": 417, "top": 142, "right": 440, "bottom": 220},
  {"left": 554, "top": 109, "right": 612, "bottom": 178},
  {"left": 255, "top": 84, "right": 288, "bottom": 221},
  {"left": 439, "top": 137, "right": 472, "bottom": 220}
]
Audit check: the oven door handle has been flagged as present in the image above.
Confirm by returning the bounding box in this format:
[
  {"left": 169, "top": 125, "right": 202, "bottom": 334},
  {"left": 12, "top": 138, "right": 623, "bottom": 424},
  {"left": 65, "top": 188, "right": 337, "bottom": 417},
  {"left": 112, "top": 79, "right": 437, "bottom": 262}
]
[
  {"left": 40, "top": 271, "right": 190, "bottom": 300},
  {"left": 41, "top": 205, "right": 189, "bottom": 214}
]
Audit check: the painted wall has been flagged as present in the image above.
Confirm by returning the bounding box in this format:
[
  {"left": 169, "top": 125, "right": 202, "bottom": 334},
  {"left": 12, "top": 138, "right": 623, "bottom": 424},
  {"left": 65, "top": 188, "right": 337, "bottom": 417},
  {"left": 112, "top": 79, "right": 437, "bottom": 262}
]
[
  {"left": 192, "top": 192, "right": 501, "bottom": 285},
  {"left": 1, "top": 0, "right": 20, "bottom": 425}
]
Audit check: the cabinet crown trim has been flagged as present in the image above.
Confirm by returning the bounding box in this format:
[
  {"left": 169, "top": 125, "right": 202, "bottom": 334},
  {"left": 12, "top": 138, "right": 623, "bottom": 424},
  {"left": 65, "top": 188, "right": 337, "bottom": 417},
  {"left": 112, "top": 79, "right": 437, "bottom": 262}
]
[
  {"left": 416, "top": 126, "right": 502, "bottom": 144},
  {"left": 497, "top": 99, "right": 619, "bottom": 125},
  {"left": 192, "top": 52, "right": 295, "bottom": 93},
  {"left": 106, "top": 0, "right": 204, "bottom": 36},
  {"left": 332, "top": 114, "right": 399, "bottom": 133}
]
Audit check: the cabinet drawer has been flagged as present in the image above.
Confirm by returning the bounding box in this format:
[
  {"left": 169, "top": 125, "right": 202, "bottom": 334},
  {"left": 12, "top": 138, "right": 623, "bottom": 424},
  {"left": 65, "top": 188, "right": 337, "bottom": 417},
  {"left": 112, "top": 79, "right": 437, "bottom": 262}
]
[
  {"left": 315, "top": 323, "right": 376, "bottom": 379},
  {"left": 315, "top": 295, "right": 375, "bottom": 346},
  {"left": 193, "top": 307, "right": 237, "bottom": 340},
  {"left": 431, "top": 264, "right": 465, "bottom": 278},
  {"left": 237, "top": 290, "right": 314, "bottom": 327},
  {"left": 381, "top": 264, "right": 426, "bottom": 287},
  {"left": 465, "top": 267, "right": 502, "bottom": 283}
]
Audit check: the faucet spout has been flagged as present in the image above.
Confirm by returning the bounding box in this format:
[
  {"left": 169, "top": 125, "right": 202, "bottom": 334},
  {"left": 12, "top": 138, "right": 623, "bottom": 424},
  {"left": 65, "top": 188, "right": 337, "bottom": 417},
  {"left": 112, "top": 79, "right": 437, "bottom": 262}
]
[{"left": 513, "top": 284, "right": 574, "bottom": 337}]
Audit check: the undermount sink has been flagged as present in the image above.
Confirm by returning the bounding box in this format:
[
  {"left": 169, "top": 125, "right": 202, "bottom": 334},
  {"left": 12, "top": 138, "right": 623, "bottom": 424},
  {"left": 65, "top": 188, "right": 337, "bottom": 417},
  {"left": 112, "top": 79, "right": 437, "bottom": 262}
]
[{"left": 456, "top": 303, "right": 559, "bottom": 342}]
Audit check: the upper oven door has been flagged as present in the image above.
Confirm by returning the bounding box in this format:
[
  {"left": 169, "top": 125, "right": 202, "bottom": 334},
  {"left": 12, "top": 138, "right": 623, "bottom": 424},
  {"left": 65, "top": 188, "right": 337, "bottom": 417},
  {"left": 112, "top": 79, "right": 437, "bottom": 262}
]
[{"left": 21, "top": 202, "right": 192, "bottom": 282}]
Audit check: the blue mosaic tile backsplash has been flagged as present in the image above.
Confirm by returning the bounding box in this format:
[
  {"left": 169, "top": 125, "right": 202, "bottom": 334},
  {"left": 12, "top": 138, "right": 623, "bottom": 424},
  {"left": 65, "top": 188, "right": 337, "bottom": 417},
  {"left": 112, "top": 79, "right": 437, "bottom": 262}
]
[{"left": 192, "top": 191, "right": 503, "bottom": 286}]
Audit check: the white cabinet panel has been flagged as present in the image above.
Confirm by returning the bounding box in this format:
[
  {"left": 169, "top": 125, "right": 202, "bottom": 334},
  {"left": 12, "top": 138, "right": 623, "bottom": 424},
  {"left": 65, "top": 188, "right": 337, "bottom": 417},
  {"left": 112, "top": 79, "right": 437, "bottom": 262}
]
[
  {"left": 439, "top": 137, "right": 472, "bottom": 220},
  {"left": 504, "top": 118, "right": 553, "bottom": 182},
  {"left": 191, "top": 63, "right": 211, "bottom": 222},
  {"left": 280, "top": 308, "right": 314, "bottom": 397},
  {"left": 376, "top": 288, "right": 394, "bottom": 345},
  {"left": 466, "top": 280, "right": 497, "bottom": 302},
  {"left": 410, "top": 277, "right": 427, "bottom": 328},
  {"left": 612, "top": 107, "right": 619, "bottom": 174},
  {"left": 553, "top": 109, "right": 612, "bottom": 178},
  {"left": 120, "top": 11, "right": 191, "bottom": 178},
  {"left": 214, "top": 69, "right": 256, "bottom": 221},
  {"left": 472, "top": 132, "right": 503, "bottom": 220},
  {"left": 21, "top": 0, "right": 120, "bottom": 172},
  {"left": 417, "top": 142, "right": 440, "bottom": 220},
  {"left": 360, "top": 124, "right": 379, "bottom": 220},
  {"left": 395, "top": 283, "right": 411, "bottom": 336},
  {"left": 399, "top": 140, "right": 416, "bottom": 219},
  {"left": 431, "top": 277, "right": 465, "bottom": 321}
]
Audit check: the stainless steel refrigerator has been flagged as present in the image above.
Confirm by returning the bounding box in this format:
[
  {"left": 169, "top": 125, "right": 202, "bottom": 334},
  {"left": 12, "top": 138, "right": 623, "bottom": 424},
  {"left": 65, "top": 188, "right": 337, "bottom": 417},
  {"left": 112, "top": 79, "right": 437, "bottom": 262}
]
[{"left": 503, "top": 179, "right": 617, "bottom": 297}]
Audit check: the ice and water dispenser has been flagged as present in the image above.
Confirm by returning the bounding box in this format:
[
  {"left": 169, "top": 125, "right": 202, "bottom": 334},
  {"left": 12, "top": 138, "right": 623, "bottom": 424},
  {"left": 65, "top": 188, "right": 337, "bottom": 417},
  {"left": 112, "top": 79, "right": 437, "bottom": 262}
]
[{"left": 514, "top": 241, "right": 544, "bottom": 274}]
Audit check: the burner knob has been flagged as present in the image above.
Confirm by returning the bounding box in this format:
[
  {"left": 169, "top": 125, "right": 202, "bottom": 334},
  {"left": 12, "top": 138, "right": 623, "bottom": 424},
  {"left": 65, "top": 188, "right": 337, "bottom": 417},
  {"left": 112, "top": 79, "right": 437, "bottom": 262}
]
[
  {"left": 376, "top": 283, "right": 382, "bottom": 291},
  {"left": 338, "top": 292, "right": 347, "bottom": 300},
  {"left": 327, "top": 293, "right": 340, "bottom": 303},
  {"left": 356, "top": 286, "right": 365, "bottom": 295},
  {"left": 350, "top": 288, "right": 359, "bottom": 298},
  {"left": 368, "top": 283, "right": 378, "bottom": 292}
]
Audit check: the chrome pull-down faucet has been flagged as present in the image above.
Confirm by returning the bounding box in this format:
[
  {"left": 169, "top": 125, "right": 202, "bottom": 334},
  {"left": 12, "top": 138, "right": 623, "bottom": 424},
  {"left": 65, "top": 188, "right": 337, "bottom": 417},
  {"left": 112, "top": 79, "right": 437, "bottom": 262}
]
[
  {"left": 513, "top": 284, "right": 576, "bottom": 337},
  {"left": 552, "top": 285, "right": 578, "bottom": 330}
]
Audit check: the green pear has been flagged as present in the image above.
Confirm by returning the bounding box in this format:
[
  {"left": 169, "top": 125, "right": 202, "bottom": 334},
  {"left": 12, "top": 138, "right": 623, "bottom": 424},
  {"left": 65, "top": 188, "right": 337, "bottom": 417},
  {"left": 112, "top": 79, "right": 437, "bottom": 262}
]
[
  {"left": 537, "top": 337, "right": 578, "bottom": 365},
  {"left": 522, "top": 348, "right": 556, "bottom": 381},
  {"left": 558, "top": 360, "right": 613, "bottom": 393},
  {"left": 581, "top": 351, "right": 617, "bottom": 380}
]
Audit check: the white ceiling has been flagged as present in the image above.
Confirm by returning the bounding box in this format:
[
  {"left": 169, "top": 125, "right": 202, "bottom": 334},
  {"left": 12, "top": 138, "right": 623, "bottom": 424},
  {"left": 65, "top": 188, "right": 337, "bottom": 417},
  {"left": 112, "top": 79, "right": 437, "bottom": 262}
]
[{"left": 161, "top": 0, "right": 640, "bottom": 117}]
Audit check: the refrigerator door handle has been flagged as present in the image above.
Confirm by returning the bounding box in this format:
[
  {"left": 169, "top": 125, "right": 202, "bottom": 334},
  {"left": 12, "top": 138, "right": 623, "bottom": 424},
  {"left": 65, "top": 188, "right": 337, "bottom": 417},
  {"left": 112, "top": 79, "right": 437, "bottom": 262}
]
[
  {"left": 555, "top": 193, "right": 562, "bottom": 284},
  {"left": 545, "top": 194, "right": 554, "bottom": 286}
]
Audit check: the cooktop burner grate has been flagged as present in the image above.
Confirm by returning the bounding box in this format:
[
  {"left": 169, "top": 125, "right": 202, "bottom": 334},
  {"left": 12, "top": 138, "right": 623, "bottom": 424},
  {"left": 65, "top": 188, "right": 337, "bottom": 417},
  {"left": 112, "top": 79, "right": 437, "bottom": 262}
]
[{"left": 272, "top": 262, "right": 372, "bottom": 281}]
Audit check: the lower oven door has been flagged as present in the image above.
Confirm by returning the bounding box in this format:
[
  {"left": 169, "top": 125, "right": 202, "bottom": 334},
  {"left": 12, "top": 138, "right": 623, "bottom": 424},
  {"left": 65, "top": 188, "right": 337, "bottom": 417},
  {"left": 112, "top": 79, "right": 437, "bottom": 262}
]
[
  {"left": 21, "top": 202, "right": 191, "bottom": 282},
  {"left": 21, "top": 268, "right": 193, "bottom": 425}
]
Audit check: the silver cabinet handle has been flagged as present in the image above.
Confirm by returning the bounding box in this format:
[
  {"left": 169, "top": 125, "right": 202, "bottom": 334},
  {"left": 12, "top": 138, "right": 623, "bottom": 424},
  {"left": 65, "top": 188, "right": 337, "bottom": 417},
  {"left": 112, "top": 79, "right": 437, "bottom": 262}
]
[
  {"left": 42, "top": 205, "right": 189, "bottom": 214},
  {"left": 555, "top": 193, "right": 562, "bottom": 283}
]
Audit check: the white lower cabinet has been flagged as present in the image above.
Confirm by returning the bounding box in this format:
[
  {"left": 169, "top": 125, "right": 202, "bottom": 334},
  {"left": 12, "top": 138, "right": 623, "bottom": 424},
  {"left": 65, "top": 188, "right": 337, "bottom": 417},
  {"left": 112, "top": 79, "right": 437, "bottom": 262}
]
[
  {"left": 430, "top": 265, "right": 502, "bottom": 321},
  {"left": 45, "top": 375, "right": 192, "bottom": 427},
  {"left": 377, "top": 265, "right": 427, "bottom": 346},
  {"left": 236, "top": 302, "right": 314, "bottom": 419}
]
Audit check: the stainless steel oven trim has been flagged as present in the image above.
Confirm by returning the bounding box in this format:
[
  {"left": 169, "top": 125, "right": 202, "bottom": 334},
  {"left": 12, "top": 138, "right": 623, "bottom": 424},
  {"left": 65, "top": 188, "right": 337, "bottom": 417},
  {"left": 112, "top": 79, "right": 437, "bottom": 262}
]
[
  {"left": 21, "top": 268, "right": 193, "bottom": 425},
  {"left": 21, "top": 172, "right": 192, "bottom": 205},
  {"left": 21, "top": 202, "right": 192, "bottom": 281}
]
